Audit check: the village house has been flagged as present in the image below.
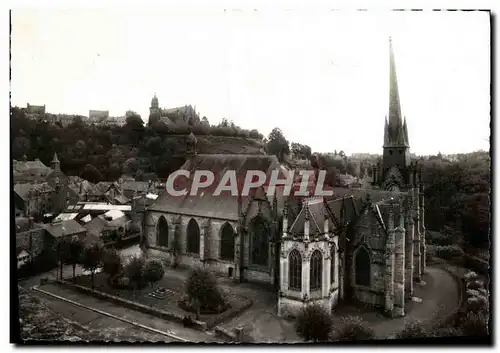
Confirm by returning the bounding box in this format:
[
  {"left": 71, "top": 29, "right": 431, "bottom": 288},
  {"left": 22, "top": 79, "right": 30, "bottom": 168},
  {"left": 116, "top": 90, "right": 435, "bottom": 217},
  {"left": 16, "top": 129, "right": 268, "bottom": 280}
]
[{"left": 14, "top": 183, "right": 54, "bottom": 219}]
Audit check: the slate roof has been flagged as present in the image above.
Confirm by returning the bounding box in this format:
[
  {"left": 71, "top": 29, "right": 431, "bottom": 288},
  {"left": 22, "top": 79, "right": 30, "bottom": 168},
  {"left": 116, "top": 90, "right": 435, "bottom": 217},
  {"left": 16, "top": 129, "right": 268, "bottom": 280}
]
[
  {"left": 148, "top": 154, "right": 282, "bottom": 221},
  {"left": 13, "top": 159, "right": 51, "bottom": 173},
  {"left": 287, "top": 186, "right": 409, "bottom": 236},
  {"left": 93, "top": 182, "right": 121, "bottom": 194},
  {"left": 84, "top": 217, "right": 109, "bottom": 237},
  {"left": 120, "top": 181, "right": 150, "bottom": 193},
  {"left": 289, "top": 198, "right": 328, "bottom": 236},
  {"left": 113, "top": 194, "right": 130, "bottom": 205},
  {"left": 44, "top": 220, "right": 87, "bottom": 238},
  {"left": 14, "top": 183, "right": 54, "bottom": 201}
]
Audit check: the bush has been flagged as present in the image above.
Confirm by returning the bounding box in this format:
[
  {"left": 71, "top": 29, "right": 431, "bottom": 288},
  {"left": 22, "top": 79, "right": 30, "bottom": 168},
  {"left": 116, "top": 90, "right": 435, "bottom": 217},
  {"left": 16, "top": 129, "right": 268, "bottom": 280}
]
[
  {"left": 435, "top": 245, "right": 464, "bottom": 261},
  {"left": 295, "top": 303, "right": 333, "bottom": 342},
  {"left": 185, "top": 267, "right": 225, "bottom": 313},
  {"left": 463, "top": 271, "right": 479, "bottom": 282},
  {"left": 396, "top": 320, "right": 430, "bottom": 339},
  {"left": 459, "top": 311, "right": 489, "bottom": 338},
  {"left": 428, "top": 232, "right": 453, "bottom": 246},
  {"left": 466, "top": 295, "right": 489, "bottom": 313},
  {"left": 102, "top": 248, "right": 122, "bottom": 279},
  {"left": 433, "top": 327, "right": 463, "bottom": 337},
  {"left": 334, "top": 316, "right": 375, "bottom": 341},
  {"left": 466, "top": 289, "right": 481, "bottom": 298},
  {"left": 143, "top": 258, "right": 165, "bottom": 285},
  {"left": 466, "top": 280, "right": 484, "bottom": 290},
  {"left": 464, "top": 255, "right": 489, "bottom": 275},
  {"left": 124, "top": 255, "right": 146, "bottom": 289}
]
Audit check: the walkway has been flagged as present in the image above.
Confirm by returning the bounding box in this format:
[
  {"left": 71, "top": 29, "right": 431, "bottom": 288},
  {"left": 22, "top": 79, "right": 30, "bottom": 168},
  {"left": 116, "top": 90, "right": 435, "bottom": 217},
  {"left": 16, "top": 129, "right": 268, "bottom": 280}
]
[
  {"left": 113, "top": 265, "right": 459, "bottom": 342},
  {"left": 332, "top": 267, "right": 461, "bottom": 339},
  {"left": 36, "top": 283, "right": 222, "bottom": 342}
]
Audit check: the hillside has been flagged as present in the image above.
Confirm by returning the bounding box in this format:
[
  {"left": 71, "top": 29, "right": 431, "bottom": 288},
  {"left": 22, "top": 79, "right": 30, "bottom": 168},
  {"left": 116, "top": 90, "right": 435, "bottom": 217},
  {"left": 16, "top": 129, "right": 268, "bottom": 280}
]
[{"left": 11, "top": 107, "right": 267, "bottom": 181}]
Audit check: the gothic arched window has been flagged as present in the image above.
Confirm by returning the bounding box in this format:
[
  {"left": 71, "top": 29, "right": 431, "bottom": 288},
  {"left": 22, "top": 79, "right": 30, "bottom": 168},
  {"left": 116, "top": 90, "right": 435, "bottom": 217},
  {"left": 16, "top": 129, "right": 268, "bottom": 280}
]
[
  {"left": 355, "top": 246, "right": 371, "bottom": 286},
  {"left": 288, "top": 249, "right": 302, "bottom": 291},
  {"left": 310, "top": 250, "right": 323, "bottom": 292},
  {"left": 187, "top": 219, "right": 200, "bottom": 255},
  {"left": 220, "top": 222, "right": 235, "bottom": 261},
  {"left": 157, "top": 216, "right": 169, "bottom": 247},
  {"left": 330, "top": 245, "right": 336, "bottom": 284},
  {"left": 249, "top": 216, "right": 269, "bottom": 266}
]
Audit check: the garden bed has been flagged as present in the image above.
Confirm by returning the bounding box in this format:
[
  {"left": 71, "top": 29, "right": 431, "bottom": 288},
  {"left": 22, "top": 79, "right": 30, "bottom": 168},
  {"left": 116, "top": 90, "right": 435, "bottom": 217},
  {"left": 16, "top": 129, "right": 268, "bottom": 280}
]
[{"left": 65, "top": 271, "right": 253, "bottom": 330}]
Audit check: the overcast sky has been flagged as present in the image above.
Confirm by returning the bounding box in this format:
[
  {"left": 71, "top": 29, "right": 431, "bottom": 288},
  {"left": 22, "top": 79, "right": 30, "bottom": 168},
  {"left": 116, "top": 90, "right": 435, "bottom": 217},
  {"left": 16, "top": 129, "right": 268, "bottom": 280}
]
[{"left": 11, "top": 9, "right": 490, "bottom": 155}]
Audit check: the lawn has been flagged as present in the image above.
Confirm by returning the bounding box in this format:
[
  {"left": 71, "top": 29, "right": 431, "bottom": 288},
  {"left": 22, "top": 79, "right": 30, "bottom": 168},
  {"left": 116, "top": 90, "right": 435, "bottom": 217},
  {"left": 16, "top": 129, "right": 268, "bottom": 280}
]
[{"left": 72, "top": 270, "right": 253, "bottom": 329}]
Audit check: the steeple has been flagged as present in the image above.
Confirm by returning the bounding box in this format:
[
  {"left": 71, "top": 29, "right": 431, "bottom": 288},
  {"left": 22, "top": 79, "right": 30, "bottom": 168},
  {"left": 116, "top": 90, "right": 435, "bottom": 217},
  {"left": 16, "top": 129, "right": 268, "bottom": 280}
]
[
  {"left": 151, "top": 93, "right": 159, "bottom": 109},
  {"left": 384, "top": 37, "right": 409, "bottom": 148},
  {"left": 51, "top": 152, "right": 60, "bottom": 171},
  {"left": 378, "top": 37, "right": 412, "bottom": 190}
]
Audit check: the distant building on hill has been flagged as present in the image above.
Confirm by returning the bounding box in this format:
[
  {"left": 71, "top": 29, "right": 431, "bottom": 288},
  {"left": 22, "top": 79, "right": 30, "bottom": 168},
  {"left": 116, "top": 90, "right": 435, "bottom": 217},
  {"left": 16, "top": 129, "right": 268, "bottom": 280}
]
[
  {"left": 23, "top": 103, "right": 46, "bottom": 119},
  {"left": 148, "top": 93, "right": 200, "bottom": 126}
]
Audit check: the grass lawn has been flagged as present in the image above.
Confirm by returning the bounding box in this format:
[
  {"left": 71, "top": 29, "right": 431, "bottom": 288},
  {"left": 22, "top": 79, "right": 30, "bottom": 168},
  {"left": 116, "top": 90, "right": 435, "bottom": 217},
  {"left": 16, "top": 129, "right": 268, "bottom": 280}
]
[{"left": 73, "top": 271, "right": 252, "bottom": 328}]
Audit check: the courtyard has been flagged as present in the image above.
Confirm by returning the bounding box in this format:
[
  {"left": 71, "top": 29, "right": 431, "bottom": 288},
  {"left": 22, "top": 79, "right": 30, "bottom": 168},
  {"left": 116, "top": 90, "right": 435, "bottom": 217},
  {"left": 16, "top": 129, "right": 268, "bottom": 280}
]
[{"left": 43, "top": 259, "right": 460, "bottom": 342}]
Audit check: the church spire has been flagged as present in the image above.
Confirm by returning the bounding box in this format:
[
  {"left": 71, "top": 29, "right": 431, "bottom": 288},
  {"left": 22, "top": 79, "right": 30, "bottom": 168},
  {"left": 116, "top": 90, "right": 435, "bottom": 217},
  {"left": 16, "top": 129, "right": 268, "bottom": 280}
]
[
  {"left": 384, "top": 37, "right": 408, "bottom": 148},
  {"left": 51, "top": 152, "right": 60, "bottom": 171}
]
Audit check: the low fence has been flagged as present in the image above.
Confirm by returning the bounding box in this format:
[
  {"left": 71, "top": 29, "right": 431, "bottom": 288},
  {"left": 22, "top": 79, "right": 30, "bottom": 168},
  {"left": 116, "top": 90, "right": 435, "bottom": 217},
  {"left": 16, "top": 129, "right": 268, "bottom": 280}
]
[
  {"left": 55, "top": 279, "right": 252, "bottom": 337},
  {"left": 55, "top": 279, "right": 207, "bottom": 331}
]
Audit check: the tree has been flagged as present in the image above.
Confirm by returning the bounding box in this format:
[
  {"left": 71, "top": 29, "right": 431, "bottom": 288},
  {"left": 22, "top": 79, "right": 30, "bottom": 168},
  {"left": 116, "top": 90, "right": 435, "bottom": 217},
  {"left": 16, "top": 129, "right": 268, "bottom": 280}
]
[
  {"left": 295, "top": 303, "right": 334, "bottom": 342},
  {"left": 67, "top": 236, "right": 83, "bottom": 282},
  {"left": 185, "top": 267, "right": 225, "bottom": 312},
  {"left": 266, "top": 128, "right": 290, "bottom": 162},
  {"left": 102, "top": 247, "right": 122, "bottom": 282},
  {"left": 13, "top": 136, "right": 31, "bottom": 159},
  {"left": 55, "top": 237, "right": 71, "bottom": 280},
  {"left": 126, "top": 114, "right": 144, "bottom": 129},
  {"left": 291, "top": 142, "right": 312, "bottom": 160},
  {"left": 81, "top": 164, "right": 104, "bottom": 183},
  {"left": 142, "top": 258, "right": 165, "bottom": 287},
  {"left": 81, "top": 241, "right": 104, "bottom": 290},
  {"left": 125, "top": 255, "right": 146, "bottom": 291}
]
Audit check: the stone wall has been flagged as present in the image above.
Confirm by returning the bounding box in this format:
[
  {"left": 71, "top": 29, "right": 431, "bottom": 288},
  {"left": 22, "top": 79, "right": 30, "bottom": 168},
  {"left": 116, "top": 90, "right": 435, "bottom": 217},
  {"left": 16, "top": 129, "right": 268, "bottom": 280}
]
[
  {"left": 145, "top": 209, "right": 273, "bottom": 283},
  {"left": 348, "top": 207, "right": 388, "bottom": 308}
]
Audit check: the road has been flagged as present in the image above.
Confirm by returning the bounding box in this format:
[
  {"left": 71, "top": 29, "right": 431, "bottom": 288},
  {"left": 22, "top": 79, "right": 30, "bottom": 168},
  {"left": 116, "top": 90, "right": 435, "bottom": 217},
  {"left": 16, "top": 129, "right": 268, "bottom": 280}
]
[
  {"left": 31, "top": 283, "right": 221, "bottom": 342},
  {"left": 19, "top": 244, "right": 221, "bottom": 343},
  {"left": 31, "top": 286, "right": 179, "bottom": 342}
]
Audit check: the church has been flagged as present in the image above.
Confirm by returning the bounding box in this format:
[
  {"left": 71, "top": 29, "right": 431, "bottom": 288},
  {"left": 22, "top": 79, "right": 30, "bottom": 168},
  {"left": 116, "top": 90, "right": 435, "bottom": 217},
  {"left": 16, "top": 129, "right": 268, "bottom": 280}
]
[{"left": 143, "top": 38, "right": 427, "bottom": 318}]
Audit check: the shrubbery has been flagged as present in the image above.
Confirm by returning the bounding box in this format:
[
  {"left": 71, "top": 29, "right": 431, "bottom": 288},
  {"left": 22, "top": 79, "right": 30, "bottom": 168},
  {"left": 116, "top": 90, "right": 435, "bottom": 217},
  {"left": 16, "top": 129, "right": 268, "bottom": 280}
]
[
  {"left": 102, "top": 248, "right": 123, "bottom": 280},
  {"left": 428, "top": 232, "right": 454, "bottom": 246},
  {"left": 396, "top": 320, "right": 429, "bottom": 339},
  {"left": 124, "top": 255, "right": 147, "bottom": 289},
  {"left": 185, "top": 267, "right": 226, "bottom": 313},
  {"left": 143, "top": 258, "right": 165, "bottom": 286},
  {"left": 295, "top": 303, "right": 333, "bottom": 342},
  {"left": 333, "top": 315, "right": 375, "bottom": 341},
  {"left": 434, "top": 245, "right": 464, "bottom": 261}
]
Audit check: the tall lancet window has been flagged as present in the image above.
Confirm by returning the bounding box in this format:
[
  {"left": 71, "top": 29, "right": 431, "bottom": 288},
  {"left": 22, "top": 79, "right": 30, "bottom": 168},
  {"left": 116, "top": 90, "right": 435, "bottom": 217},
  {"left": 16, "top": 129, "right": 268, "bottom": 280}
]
[
  {"left": 288, "top": 249, "right": 302, "bottom": 291},
  {"left": 355, "top": 246, "right": 371, "bottom": 286},
  {"left": 187, "top": 218, "right": 200, "bottom": 254},
  {"left": 310, "top": 250, "right": 323, "bottom": 292},
  {"left": 157, "top": 216, "right": 169, "bottom": 247}
]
